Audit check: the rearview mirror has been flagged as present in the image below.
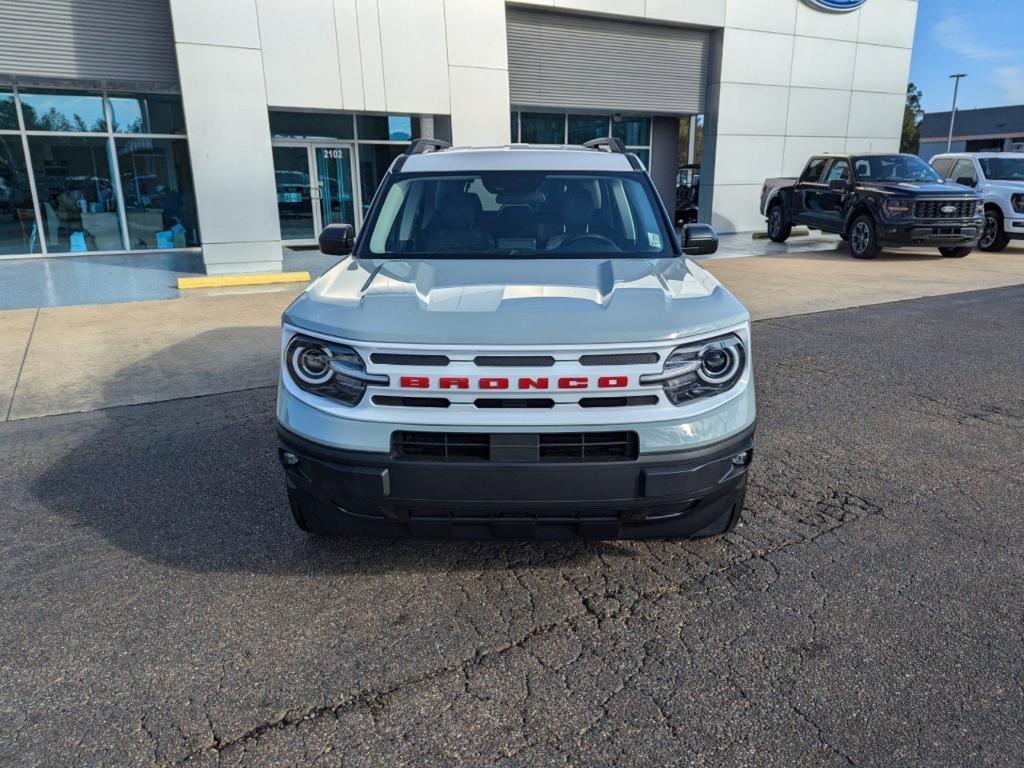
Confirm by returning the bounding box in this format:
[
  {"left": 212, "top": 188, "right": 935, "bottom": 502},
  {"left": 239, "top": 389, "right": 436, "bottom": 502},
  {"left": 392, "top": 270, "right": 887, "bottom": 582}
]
[
  {"left": 680, "top": 223, "right": 718, "bottom": 256},
  {"left": 318, "top": 223, "right": 354, "bottom": 256},
  {"left": 955, "top": 176, "right": 976, "bottom": 188},
  {"left": 828, "top": 178, "right": 849, "bottom": 192}
]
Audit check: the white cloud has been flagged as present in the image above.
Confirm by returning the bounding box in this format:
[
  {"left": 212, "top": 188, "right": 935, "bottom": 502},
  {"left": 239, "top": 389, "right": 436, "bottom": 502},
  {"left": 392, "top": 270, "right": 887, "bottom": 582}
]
[
  {"left": 994, "top": 66, "right": 1024, "bottom": 103},
  {"left": 932, "top": 14, "right": 1013, "bottom": 61}
]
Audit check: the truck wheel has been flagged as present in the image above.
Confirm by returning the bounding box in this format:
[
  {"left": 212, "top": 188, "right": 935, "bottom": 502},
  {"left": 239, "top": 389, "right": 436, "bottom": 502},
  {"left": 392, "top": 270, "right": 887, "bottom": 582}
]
[
  {"left": 939, "top": 246, "right": 972, "bottom": 258},
  {"left": 767, "top": 205, "right": 791, "bottom": 243},
  {"left": 848, "top": 215, "right": 881, "bottom": 259},
  {"left": 978, "top": 208, "right": 1009, "bottom": 252}
]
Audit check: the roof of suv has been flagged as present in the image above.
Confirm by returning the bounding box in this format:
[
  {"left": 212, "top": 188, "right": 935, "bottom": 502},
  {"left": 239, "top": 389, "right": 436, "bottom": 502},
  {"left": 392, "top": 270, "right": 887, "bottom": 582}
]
[
  {"left": 400, "top": 144, "right": 637, "bottom": 173},
  {"left": 931, "top": 152, "right": 1024, "bottom": 159}
]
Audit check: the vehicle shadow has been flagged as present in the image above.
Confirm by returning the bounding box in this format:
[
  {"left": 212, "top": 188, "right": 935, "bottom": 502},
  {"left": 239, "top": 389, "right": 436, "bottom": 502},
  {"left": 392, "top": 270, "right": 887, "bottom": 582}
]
[{"left": 28, "top": 327, "right": 626, "bottom": 575}]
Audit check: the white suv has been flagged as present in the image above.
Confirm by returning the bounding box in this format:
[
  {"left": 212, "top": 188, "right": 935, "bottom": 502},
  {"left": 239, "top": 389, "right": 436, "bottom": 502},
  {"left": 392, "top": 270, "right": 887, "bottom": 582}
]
[
  {"left": 930, "top": 153, "right": 1024, "bottom": 251},
  {"left": 276, "top": 138, "right": 755, "bottom": 540}
]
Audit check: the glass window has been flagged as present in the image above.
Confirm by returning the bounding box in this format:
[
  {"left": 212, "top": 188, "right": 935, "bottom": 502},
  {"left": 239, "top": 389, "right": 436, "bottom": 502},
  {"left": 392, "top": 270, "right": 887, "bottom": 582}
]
[
  {"left": 853, "top": 155, "right": 942, "bottom": 182},
  {"left": 20, "top": 90, "right": 106, "bottom": 132},
  {"left": 108, "top": 93, "right": 186, "bottom": 135},
  {"left": 930, "top": 157, "right": 955, "bottom": 177},
  {"left": 612, "top": 116, "right": 650, "bottom": 147},
  {"left": 0, "top": 89, "right": 17, "bottom": 130},
  {"left": 979, "top": 157, "right": 1024, "bottom": 181},
  {"left": 510, "top": 112, "right": 518, "bottom": 142},
  {"left": 800, "top": 158, "right": 828, "bottom": 183},
  {"left": 116, "top": 138, "right": 199, "bottom": 249},
  {"left": 363, "top": 171, "right": 674, "bottom": 258},
  {"left": 0, "top": 136, "right": 40, "bottom": 255},
  {"left": 825, "top": 159, "right": 850, "bottom": 182},
  {"left": 568, "top": 115, "right": 609, "bottom": 145},
  {"left": 950, "top": 159, "right": 978, "bottom": 185},
  {"left": 356, "top": 114, "right": 417, "bottom": 141},
  {"left": 28, "top": 136, "right": 123, "bottom": 252},
  {"left": 358, "top": 144, "right": 404, "bottom": 213},
  {"left": 519, "top": 113, "right": 564, "bottom": 145},
  {"left": 269, "top": 111, "right": 354, "bottom": 140}
]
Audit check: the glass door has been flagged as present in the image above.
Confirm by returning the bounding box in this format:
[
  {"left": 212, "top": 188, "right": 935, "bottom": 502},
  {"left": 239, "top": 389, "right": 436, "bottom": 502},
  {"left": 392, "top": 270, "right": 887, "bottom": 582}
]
[
  {"left": 272, "top": 145, "right": 316, "bottom": 241},
  {"left": 313, "top": 145, "right": 356, "bottom": 232}
]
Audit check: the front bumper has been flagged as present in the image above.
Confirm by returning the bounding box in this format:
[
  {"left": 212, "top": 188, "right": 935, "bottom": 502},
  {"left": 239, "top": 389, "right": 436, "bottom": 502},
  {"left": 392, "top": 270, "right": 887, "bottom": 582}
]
[
  {"left": 277, "top": 423, "right": 754, "bottom": 540},
  {"left": 876, "top": 217, "right": 982, "bottom": 248},
  {"left": 1004, "top": 215, "right": 1024, "bottom": 239}
]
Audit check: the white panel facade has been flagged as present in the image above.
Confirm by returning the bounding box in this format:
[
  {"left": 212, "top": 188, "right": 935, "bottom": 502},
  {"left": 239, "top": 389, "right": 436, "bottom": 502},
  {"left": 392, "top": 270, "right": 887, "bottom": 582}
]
[
  {"left": 703, "top": 0, "right": 918, "bottom": 232},
  {"left": 258, "top": 0, "right": 345, "bottom": 109}
]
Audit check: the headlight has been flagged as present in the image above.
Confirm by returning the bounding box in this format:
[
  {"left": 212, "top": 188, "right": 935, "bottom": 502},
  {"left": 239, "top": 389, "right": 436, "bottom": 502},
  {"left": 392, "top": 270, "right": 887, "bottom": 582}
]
[
  {"left": 1012, "top": 194, "right": 1024, "bottom": 214},
  {"left": 640, "top": 333, "right": 745, "bottom": 404},
  {"left": 284, "top": 334, "right": 388, "bottom": 406},
  {"left": 976, "top": 200, "right": 985, "bottom": 216},
  {"left": 882, "top": 198, "right": 913, "bottom": 217}
]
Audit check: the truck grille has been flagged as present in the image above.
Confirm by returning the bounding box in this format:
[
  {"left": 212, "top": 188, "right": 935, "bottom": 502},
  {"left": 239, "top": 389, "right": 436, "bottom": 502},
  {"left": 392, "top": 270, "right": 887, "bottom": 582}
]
[
  {"left": 393, "top": 431, "right": 639, "bottom": 462},
  {"left": 914, "top": 199, "right": 975, "bottom": 219}
]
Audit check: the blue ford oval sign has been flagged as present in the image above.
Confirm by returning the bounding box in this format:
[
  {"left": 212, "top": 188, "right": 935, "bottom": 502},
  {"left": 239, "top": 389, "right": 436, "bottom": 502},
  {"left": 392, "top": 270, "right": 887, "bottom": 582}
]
[{"left": 802, "top": 0, "right": 867, "bottom": 11}]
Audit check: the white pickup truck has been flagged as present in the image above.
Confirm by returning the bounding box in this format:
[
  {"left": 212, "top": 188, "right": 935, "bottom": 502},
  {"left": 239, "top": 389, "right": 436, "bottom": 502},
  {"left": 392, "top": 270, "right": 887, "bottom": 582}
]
[
  {"left": 275, "top": 138, "right": 755, "bottom": 540},
  {"left": 929, "top": 152, "right": 1024, "bottom": 251}
]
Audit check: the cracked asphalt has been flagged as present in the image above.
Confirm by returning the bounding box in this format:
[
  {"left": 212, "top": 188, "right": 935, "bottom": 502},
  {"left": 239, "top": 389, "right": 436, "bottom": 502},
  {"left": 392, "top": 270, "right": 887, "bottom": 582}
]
[{"left": 2, "top": 286, "right": 1023, "bottom": 767}]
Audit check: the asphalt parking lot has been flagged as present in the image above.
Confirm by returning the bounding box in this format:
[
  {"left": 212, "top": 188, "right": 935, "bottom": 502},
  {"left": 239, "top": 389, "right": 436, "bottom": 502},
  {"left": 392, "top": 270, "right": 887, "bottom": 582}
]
[{"left": 2, "top": 285, "right": 1023, "bottom": 767}]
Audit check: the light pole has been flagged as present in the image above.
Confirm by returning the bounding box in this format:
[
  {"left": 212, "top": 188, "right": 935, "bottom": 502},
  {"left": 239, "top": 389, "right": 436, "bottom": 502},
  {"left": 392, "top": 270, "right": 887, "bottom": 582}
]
[{"left": 947, "top": 73, "right": 967, "bottom": 152}]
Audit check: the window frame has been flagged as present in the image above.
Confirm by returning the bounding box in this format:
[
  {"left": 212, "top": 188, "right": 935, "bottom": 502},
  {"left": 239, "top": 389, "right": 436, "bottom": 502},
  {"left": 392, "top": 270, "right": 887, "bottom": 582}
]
[{"left": 0, "top": 84, "right": 196, "bottom": 259}]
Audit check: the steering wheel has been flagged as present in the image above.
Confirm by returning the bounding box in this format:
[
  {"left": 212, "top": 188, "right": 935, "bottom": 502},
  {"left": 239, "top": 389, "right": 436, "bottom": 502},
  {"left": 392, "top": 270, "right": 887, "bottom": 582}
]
[{"left": 553, "top": 233, "right": 618, "bottom": 250}]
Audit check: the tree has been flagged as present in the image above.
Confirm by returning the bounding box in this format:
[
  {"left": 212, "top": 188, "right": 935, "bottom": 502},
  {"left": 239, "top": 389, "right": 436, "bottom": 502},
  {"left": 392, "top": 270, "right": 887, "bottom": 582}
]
[{"left": 901, "top": 82, "right": 924, "bottom": 154}]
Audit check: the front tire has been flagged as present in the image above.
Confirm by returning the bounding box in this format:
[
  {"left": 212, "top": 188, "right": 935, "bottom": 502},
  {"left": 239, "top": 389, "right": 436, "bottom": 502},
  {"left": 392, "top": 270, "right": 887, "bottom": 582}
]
[
  {"left": 939, "top": 246, "right": 972, "bottom": 258},
  {"left": 978, "top": 208, "right": 1010, "bottom": 252},
  {"left": 767, "top": 204, "right": 791, "bottom": 243},
  {"left": 848, "top": 215, "right": 881, "bottom": 259}
]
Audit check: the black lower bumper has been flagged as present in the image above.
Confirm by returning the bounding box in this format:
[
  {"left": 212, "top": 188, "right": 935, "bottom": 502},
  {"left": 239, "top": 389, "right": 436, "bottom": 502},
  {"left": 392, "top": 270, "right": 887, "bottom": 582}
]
[
  {"left": 276, "top": 424, "right": 754, "bottom": 540},
  {"left": 877, "top": 219, "right": 981, "bottom": 248}
]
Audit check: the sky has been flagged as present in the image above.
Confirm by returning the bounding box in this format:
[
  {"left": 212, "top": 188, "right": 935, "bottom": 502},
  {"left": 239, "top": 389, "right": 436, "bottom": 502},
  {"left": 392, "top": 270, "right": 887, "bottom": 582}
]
[{"left": 908, "top": 0, "right": 1024, "bottom": 114}]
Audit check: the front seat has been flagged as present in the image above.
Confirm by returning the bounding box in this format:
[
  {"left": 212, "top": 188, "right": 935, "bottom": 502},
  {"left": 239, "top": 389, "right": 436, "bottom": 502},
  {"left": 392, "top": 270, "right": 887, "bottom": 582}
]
[
  {"left": 425, "top": 193, "right": 494, "bottom": 253},
  {"left": 546, "top": 187, "right": 597, "bottom": 249}
]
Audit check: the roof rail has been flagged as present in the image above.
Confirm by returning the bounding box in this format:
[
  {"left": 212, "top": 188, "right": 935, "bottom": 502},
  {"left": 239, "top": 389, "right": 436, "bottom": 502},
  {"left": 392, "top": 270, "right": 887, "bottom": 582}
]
[
  {"left": 405, "top": 138, "right": 451, "bottom": 156},
  {"left": 583, "top": 137, "right": 627, "bottom": 154}
]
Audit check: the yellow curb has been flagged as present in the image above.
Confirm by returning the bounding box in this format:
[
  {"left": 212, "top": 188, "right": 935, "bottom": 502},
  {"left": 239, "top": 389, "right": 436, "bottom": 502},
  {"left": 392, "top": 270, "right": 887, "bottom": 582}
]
[
  {"left": 177, "top": 271, "right": 311, "bottom": 290},
  {"left": 752, "top": 228, "right": 810, "bottom": 240}
]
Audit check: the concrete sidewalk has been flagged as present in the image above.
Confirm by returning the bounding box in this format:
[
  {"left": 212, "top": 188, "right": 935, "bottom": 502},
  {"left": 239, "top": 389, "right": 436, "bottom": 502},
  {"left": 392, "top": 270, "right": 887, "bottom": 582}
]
[{"left": 2, "top": 246, "right": 1023, "bottom": 421}]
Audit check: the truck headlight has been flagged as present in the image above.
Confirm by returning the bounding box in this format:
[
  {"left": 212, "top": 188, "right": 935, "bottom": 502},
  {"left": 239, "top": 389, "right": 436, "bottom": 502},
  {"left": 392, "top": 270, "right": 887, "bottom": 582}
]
[
  {"left": 882, "top": 198, "right": 912, "bottom": 217},
  {"left": 1012, "top": 194, "right": 1024, "bottom": 214},
  {"left": 640, "top": 334, "right": 745, "bottom": 404},
  {"left": 285, "top": 334, "right": 388, "bottom": 406}
]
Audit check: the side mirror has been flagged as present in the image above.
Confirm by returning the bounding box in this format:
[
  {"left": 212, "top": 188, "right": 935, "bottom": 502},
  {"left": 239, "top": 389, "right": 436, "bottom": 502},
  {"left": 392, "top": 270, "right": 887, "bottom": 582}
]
[
  {"left": 318, "top": 223, "right": 354, "bottom": 256},
  {"left": 955, "top": 176, "right": 976, "bottom": 188},
  {"left": 680, "top": 223, "right": 718, "bottom": 256},
  {"left": 828, "top": 178, "right": 849, "bottom": 192}
]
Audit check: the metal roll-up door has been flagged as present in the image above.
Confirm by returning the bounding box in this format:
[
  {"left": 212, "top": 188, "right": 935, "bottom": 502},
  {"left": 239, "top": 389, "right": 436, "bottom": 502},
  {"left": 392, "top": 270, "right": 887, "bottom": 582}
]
[
  {"left": 0, "top": 0, "right": 178, "bottom": 87},
  {"left": 506, "top": 8, "right": 709, "bottom": 115}
]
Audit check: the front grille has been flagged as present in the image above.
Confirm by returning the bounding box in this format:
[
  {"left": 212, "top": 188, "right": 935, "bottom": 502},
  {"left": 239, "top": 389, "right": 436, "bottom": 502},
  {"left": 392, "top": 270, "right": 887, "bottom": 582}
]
[
  {"left": 393, "top": 432, "right": 490, "bottom": 461},
  {"left": 372, "top": 395, "right": 450, "bottom": 408},
  {"left": 474, "top": 398, "right": 555, "bottom": 409},
  {"left": 393, "top": 431, "right": 639, "bottom": 462},
  {"left": 474, "top": 355, "right": 555, "bottom": 367},
  {"left": 579, "top": 353, "right": 659, "bottom": 366},
  {"left": 370, "top": 353, "right": 450, "bottom": 366},
  {"left": 539, "top": 432, "right": 638, "bottom": 462},
  {"left": 914, "top": 199, "right": 976, "bottom": 219},
  {"left": 578, "top": 395, "right": 659, "bottom": 408}
]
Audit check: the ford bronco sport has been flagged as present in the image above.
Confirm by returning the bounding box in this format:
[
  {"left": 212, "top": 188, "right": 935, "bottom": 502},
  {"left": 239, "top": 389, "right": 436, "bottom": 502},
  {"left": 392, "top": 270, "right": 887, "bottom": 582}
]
[{"left": 276, "top": 138, "right": 755, "bottom": 540}]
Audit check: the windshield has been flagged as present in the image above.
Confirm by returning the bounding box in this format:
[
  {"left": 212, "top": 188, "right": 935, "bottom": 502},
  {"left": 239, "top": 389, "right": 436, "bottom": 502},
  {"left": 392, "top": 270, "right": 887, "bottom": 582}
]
[
  {"left": 979, "top": 157, "right": 1024, "bottom": 181},
  {"left": 361, "top": 171, "right": 675, "bottom": 258},
  {"left": 853, "top": 155, "right": 942, "bottom": 183}
]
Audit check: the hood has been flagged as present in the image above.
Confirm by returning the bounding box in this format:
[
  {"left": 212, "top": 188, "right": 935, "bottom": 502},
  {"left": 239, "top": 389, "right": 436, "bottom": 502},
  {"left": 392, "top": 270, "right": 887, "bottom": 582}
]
[
  {"left": 862, "top": 181, "right": 976, "bottom": 196},
  {"left": 983, "top": 180, "right": 1024, "bottom": 194},
  {"left": 283, "top": 257, "right": 749, "bottom": 345}
]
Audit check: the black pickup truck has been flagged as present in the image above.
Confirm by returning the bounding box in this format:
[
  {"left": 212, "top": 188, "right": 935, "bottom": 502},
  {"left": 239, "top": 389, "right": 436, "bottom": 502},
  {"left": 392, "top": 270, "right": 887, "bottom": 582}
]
[{"left": 760, "top": 153, "right": 983, "bottom": 259}]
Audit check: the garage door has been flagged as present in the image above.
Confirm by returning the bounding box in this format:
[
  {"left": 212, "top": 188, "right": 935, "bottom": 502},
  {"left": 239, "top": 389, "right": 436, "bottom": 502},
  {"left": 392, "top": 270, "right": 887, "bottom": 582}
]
[
  {"left": 0, "top": 0, "right": 178, "bottom": 87},
  {"left": 506, "top": 8, "right": 709, "bottom": 115}
]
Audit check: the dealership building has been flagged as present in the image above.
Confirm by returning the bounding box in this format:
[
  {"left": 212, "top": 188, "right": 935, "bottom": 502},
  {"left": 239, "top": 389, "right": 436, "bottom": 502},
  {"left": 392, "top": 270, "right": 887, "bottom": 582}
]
[{"left": 0, "top": 0, "right": 917, "bottom": 273}]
